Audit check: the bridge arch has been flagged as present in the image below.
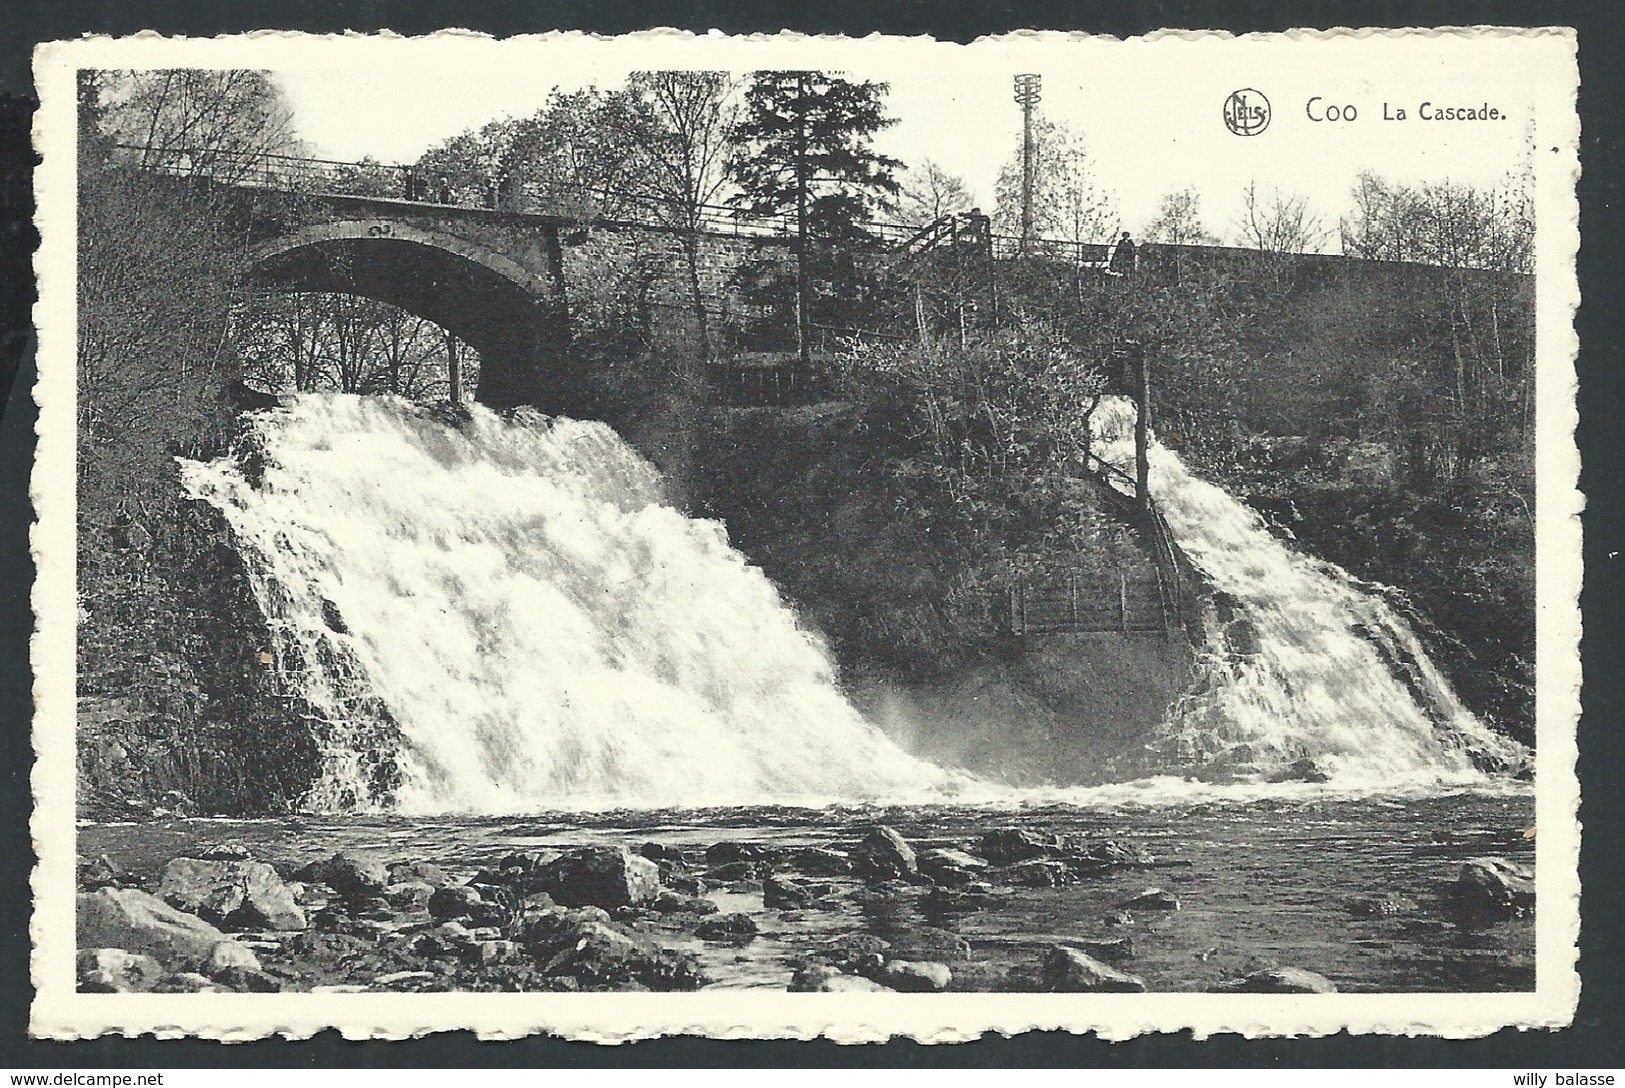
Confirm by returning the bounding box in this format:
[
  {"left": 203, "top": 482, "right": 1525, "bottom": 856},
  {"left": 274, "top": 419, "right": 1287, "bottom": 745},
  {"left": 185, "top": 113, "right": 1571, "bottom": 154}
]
[{"left": 244, "top": 219, "right": 574, "bottom": 411}]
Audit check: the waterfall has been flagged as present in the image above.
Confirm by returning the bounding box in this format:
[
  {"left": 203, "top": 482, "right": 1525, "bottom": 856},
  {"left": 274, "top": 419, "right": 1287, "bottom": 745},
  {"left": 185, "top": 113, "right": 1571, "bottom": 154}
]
[
  {"left": 1091, "top": 397, "right": 1529, "bottom": 788},
  {"left": 179, "top": 394, "right": 956, "bottom": 814}
]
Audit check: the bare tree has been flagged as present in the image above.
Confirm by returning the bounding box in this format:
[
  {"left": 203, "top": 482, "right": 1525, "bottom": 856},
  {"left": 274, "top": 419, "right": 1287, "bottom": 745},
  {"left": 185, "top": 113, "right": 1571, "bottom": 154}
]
[
  {"left": 234, "top": 292, "right": 476, "bottom": 402},
  {"left": 624, "top": 70, "right": 741, "bottom": 357},
  {"left": 1235, "top": 179, "right": 1329, "bottom": 255},
  {"left": 892, "top": 160, "right": 973, "bottom": 227},
  {"left": 98, "top": 69, "right": 301, "bottom": 182}
]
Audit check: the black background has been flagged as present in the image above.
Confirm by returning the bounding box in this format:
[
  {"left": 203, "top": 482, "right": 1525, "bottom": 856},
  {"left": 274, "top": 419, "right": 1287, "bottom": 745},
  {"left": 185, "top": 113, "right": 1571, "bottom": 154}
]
[{"left": 1, "top": 0, "right": 1620, "bottom": 1068}]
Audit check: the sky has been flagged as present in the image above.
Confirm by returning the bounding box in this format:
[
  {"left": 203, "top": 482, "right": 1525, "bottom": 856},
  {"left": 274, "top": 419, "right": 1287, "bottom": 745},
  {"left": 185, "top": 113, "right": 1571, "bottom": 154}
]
[{"left": 267, "top": 32, "right": 1551, "bottom": 248}]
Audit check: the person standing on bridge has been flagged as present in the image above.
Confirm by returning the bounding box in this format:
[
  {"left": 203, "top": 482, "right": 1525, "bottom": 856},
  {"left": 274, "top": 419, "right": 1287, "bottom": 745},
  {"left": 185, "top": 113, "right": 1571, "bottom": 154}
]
[
  {"left": 437, "top": 174, "right": 452, "bottom": 204},
  {"left": 402, "top": 166, "right": 418, "bottom": 202},
  {"left": 1109, "top": 231, "right": 1137, "bottom": 275}
]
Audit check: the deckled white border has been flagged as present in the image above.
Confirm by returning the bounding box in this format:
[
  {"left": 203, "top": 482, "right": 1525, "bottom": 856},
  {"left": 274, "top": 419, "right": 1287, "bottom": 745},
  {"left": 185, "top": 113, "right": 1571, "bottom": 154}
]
[{"left": 29, "top": 27, "right": 1583, "bottom": 1043}]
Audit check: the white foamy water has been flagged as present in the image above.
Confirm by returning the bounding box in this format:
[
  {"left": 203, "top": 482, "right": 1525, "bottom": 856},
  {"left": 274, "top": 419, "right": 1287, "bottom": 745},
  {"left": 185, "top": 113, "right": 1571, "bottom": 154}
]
[
  {"left": 179, "top": 391, "right": 1524, "bottom": 814},
  {"left": 180, "top": 394, "right": 958, "bottom": 813},
  {"left": 1090, "top": 397, "right": 1528, "bottom": 788}
]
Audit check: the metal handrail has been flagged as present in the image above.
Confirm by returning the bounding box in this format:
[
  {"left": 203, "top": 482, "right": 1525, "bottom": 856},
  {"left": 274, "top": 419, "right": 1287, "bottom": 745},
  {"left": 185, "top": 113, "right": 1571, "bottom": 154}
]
[{"left": 109, "top": 142, "right": 1116, "bottom": 255}]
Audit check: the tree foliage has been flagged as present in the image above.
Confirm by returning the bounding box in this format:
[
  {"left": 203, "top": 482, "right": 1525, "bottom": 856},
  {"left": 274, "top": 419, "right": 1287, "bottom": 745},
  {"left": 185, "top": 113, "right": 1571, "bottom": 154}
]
[
  {"left": 77, "top": 163, "right": 240, "bottom": 525},
  {"left": 95, "top": 68, "right": 301, "bottom": 181},
  {"left": 415, "top": 88, "right": 648, "bottom": 217},
  {"left": 729, "top": 71, "right": 903, "bottom": 238},
  {"left": 1340, "top": 171, "right": 1533, "bottom": 273},
  {"left": 1142, "top": 186, "right": 1218, "bottom": 246},
  {"left": 992, "top": 117, "right": 1118, "bottom": 245}
]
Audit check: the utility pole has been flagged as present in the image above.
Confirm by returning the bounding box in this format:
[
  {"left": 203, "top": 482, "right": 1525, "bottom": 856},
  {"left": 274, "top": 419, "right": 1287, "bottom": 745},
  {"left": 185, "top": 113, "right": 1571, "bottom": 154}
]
[
  {"left": 1013, "top": 74, "right": 1042, "bottom": 257},
  {"left": 1131, "top": 339, "right": 1151, "bottom": 512},
  {"left": 446, "top": 331, "right": 462, "bottom": 405}
]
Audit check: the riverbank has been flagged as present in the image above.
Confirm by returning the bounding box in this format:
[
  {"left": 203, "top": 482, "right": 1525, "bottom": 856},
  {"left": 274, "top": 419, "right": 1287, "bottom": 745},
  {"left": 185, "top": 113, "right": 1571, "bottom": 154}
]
[{"left": 77, "top": 793, "right": 1536, "bottom": 994}]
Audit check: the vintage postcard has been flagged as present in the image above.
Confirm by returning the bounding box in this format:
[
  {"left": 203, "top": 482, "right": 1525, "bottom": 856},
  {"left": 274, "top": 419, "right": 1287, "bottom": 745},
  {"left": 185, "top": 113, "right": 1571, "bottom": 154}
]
[{"left": 29, "top": 28, "right": 1580, "bottom": 1041}]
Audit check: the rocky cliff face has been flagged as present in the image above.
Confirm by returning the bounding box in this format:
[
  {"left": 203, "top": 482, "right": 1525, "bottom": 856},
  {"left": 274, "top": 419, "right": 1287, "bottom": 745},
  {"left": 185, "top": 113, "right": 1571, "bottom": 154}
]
[{"left": 76, "top": 492, "right": 322, "bottom": 818}]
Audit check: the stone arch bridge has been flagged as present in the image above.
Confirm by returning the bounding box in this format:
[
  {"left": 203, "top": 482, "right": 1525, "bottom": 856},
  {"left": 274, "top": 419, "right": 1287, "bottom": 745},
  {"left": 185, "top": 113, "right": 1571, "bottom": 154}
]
[{"left": 229, "top": 183, "right": 795, "bottom": 413}]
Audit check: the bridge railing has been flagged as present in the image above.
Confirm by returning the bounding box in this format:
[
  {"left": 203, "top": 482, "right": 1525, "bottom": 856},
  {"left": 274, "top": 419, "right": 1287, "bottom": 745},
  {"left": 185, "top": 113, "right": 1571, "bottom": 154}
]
[{"left": 110, "top": 143, "right": 1117, "bottom": 257}]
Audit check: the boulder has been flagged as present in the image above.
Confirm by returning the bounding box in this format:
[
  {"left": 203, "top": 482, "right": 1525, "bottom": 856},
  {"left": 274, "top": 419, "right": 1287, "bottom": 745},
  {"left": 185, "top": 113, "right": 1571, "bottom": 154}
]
[
  {"left": 413, "top": 921, "right": 477, "bottom": 958},
  {"left": 77, "top": 888, "right": 259, "bottom": 974},
  {"left": 880, "top": 960, "right": 952, "bottom": 993},
  {"left": 1447, "top": 857, "right": 1535, "bottom": 920},
  {"left": 1008, "top": 859, "right": 1075, "bottom": 887},
  {"left": 851, "top": 826, "right": 917, "bottom": 880},
  {"left": 427, "top": 884, "right": 485, "bottom": 922},
  {"left": 157, "top": 857, "right": 307, "bottom": 931},
  {"left": 919, "top": 847, "right": 988, "bottom": 873},
  {"left": 763, "top": 876, "right": 814, "bottom": 909},
  {"left": 1042, "top": 946, "right": 1147, "bottom": 992},
  {"left": 320, "top": 852, "right": 390, "bottom": 901},
  {"left": 498, "top": 851, "right": 549, "bottom": 872},
  {"left": 1078, "top": 839, "right": 1154, "bottom": 869},
  {"left": 651, "top": 890, "right": 719, "bottom": 916},
  {"left": 205, "top": 940, "right": 263, "bottom": 975},
  {"left": 534, "top": 846, "right": 661, "bottom": 909},
  {"left": 704, "top": 842, "right": 778, "bottom": 867},
  {"left": 1071, "top": 937, "right": 1136, "bottom": 962},
  {"left": 695, "top": 912, "right": 758, "bottom": 942},
  {"left": 918, "top": 848, "right": 988, "bottom": 886},
  {"left": 978, "top": 829, "right": 1063, "bottom": 866},
  {"left": 77, "top": 855, "right": 125, "bottom": 892},
  {"left": 639, "top": 842, "right": 686, "bottom": 864},
  {"left": 520, "top": 907, "right": 704, "bottom": 991},
  {"left": 386, "top": 861, "right": 449, "bottom": 888},
  {"left": 476, "top": 940, "right": 520, "bottom": 965},
  {"left": 191, "top": 842, "right": 252, "bottom": 861},
  {"left": 1232, "top": 967, "right": 1338, "bottom": 994},
  {"left": 788, "top": 963, "right": 891, "bottom": 992},
  {"left": 77, "top": 948, "right": 162, "bottom": 993},
  {"left": 385, "top": 881, "right": 434, "bottom": 910},
  {"left": 789, "top": 847, "right": 853, "bottom": 875},
  {"left": 1118, "top": 887, "right": 1180, "bottom": 911},
  {"left": 212, "top": 965, "right": 282, "bottom": 992},
  {"left": 888, "top": 926, "right": 972, "bottom": 962},
  {"left": 815, "top": 932, "right": 891, "bottom": 970}
]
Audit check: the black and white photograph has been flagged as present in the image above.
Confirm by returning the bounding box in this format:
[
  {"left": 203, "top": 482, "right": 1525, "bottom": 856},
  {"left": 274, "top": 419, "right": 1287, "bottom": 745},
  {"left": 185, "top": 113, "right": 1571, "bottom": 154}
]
[{"left": 28, "top": 28, "right": 1580, "bottom": 1040}]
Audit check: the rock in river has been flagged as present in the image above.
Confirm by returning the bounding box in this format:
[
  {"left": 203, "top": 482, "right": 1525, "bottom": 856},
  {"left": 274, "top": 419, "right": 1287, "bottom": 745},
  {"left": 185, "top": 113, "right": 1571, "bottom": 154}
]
[
  {"left": 533, "top": 846, "right": 661, "bottom": 909},
  {"left": 763, "top": 875, "right": 814, "bottom": 909},
  {"left": 695, "top": 912, "right": 758, "bottom": 943},
  {"left": 518, "top": 906, "right": 704, "bottom": 990},
  {"left": 1231, "top": 967, "right": 1338, "bottom": 994},
  {"left": 77, "top": 887, "right": 262, "bottom": 975},
  {"left": 881, "top": 960, "right": 953, "bottom": 993},
  {"left": 1042, "top": 946, "right": 1147, "bottom": 992},
  {"left": 1118, "top": 887, "right": 1180, "bottom": 911},
  {"left": 1446, "top": 857, "right": 1535, "bottom": 921},
  {"left": 77, "top": 948, "right": 163, "bottom": 993},
  {"left": 851, "top": 825, "right": 918, "bottom": 880},
  {"left": 788, "top": 964, "right": 891, "bottom": 992},
  {"left": 308, "top": 852, "right": 390, "bottom": 901},
  {"left": 157, "top": 857, "right": 307, "bottom": 931},
  {"left": 427, "top": 884, "right": 485, "bottom": 922}
]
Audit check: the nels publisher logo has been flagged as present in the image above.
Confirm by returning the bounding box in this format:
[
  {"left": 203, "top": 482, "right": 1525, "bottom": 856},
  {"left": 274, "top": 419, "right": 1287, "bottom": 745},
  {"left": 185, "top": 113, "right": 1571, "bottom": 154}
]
[{"left": 1224, "top": 88, "right": 1271, "bottom": 136}]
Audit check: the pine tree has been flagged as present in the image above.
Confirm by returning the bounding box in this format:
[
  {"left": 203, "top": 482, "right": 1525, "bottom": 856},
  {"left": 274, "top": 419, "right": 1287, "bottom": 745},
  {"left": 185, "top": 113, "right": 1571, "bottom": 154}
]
[{"left": 729, "top": 71, "right": 902, "bottom": 366}]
